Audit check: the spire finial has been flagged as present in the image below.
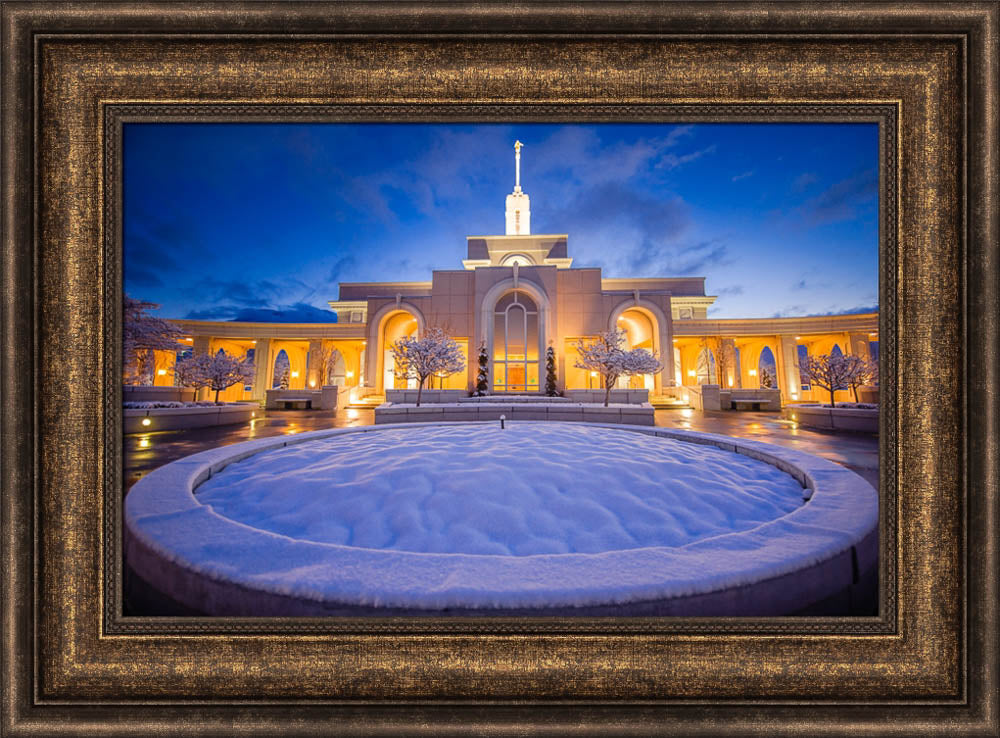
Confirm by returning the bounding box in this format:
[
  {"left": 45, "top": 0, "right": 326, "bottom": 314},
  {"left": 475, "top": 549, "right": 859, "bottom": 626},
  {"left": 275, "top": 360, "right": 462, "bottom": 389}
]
[{"left": 514, "top": 140, "right": 523, "bottom": 191}]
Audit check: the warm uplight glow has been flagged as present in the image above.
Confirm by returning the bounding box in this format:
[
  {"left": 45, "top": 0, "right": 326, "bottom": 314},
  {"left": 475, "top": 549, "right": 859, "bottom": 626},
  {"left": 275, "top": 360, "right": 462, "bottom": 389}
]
[
  {"left": 346, "top": 371, "right": 354, "bottom": 378},
  {"left": 791, "top": 393, "right": 799, "bottom": 399},
  {"left": 748, "top": 369, "right": 757, "bottom": 377},
  {"left": 727, "top": 377, "right": 734, "bottom": 387},
  {"left": 141, "top": 417, "right": 151, "bottom": 427},
  {"left": 157, "top": 369, "right": 167, "bottom": 376},
  {"left": 291, "top": 371, "right": 299, "bottom": 378},
  {"left": 794, "top": 336, "right": 801, "bottom": 340},
  {"left": 688, "top": 370, "right": 696, "bottom": 377},
  {"left": 251, "top": 411, "right": 255, "bottom": 417},
  {"left": 792, "top": 414, "right": 798, "bottom": 421},
  {"left": 309, "top": 380, "right": 316, "bottom": 387},
  {"left": 681, "top": 409, "right": 693, "bottom": 419},
  {"left": 590, "top": 371, "right": 597, "bottom": 377},
  {"left": 347, "top": 408, "right": 359, "bottom": 420}
]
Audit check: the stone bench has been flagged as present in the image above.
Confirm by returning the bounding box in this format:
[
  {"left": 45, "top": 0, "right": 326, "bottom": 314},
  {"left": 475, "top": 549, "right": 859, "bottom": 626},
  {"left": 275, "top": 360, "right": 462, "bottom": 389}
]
[{"left": 278, "top": 398, "right": 312, "bottom": 410}]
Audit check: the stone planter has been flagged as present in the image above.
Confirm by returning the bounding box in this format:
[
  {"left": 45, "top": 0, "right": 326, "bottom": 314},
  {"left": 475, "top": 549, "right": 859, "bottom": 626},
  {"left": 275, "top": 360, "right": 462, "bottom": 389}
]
[
  {"left": 785, "top": 405, "right": 879, "bottom": 434},
  {"left": 124, "top": 403, "right": 257, "bottom": 434}
]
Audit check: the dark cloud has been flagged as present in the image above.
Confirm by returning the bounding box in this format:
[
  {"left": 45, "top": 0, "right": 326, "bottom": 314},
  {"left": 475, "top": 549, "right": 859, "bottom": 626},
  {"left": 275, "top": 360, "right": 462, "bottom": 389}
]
[
  {"left": 622, "top": 238, "right": 731, "bottom": 277},
  {"left": 183, "top": 302, "right": 339, "bottom": 323},
  {"left": 231, "top": 303, "right": 340, "bottom": 323},
  {"left": 179, "top": 277, "right": 284, "bottom": 308},
  {"left": 798, "top": 168, "right": 877, "bottom": 225}
]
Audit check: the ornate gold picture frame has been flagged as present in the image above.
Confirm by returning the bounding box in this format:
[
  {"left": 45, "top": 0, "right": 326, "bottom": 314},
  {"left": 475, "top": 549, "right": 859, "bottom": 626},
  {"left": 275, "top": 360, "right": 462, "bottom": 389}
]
[{"left": 3, "top": 3, "right": 996, "bottom": 735}]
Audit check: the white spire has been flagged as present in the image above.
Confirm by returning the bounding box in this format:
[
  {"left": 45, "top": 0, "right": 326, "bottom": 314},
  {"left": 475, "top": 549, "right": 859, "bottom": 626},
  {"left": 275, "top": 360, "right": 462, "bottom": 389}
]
[
  {"left": 514, "top": 140, "right": 522, "bottom": 191},
  {"left": 505, "top": 140, "right": 531, "bottom": 235}
]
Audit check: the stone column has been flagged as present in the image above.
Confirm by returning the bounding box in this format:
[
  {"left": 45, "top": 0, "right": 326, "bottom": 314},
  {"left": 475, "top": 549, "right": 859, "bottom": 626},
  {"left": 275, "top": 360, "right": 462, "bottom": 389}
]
[
  {"left": 846, "top": 332, "right": 870, "bottom": 360},
  {"left": 251, "top": 338, "right": 271, "bottom": 401},
  {"left": 307, "top": 339, "right": 323, "bottom": 388},
  {"left": 660, "top": 296, "right": 675, "bottom": 390},
  {"left": 720, "top": 338, "right": 737, "bottom": 389},
  {"left": 190, "top": 335, "right": 212, "bottom": 401},
  {"left": 776, "top": 335, "right": 801, "bottom": 403}
]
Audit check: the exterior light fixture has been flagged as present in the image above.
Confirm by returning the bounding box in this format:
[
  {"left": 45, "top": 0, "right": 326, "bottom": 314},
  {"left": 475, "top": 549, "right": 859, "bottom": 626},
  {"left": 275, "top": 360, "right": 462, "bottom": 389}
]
[
  {"left": 728, "top": 378, "right": 734, "bottom": 387},
  {"left": 251, "top": 411, "right": 255, "bottom": 417},
  {"left": 346, "top": 371, "right": 354, "bottom": 378},
  {"left": 141, "top": 417, "right": 151, "bottom": 427},
  {"left": 794, "top": 336, "right": 801, "bottom": 340},
  {"left": 748, "top": 369, "right": 757, "bottom": 377},
  {"left": 309, "top": 380, "right": 316, "bottom": 388},
  {"left": 791, "top": 393, "right": 799, "bottom": 399},
  {"left": 291, "top": 371, "right": 299, "bottom": 378},
  {"left": 687, "top": 370, "right": 696, "bottom": 377},
  {"left": 590, "top": 371, "right": 597, "bottom": 377},
  {"left": 157, "top": 369, "right": 166, "bottom": 376}
]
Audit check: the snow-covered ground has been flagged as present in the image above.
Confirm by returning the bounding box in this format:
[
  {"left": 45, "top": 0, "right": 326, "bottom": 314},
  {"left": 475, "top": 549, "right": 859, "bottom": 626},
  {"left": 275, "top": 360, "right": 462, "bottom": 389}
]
[{"left": 195, "top": 424, "right": 805, "bottom": 556}]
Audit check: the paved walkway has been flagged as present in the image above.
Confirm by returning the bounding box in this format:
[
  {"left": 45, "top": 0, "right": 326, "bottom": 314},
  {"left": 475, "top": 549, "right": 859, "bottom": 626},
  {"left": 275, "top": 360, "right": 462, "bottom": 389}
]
[{"left": 124, "top": 407, "right": 879, "bottom": 495}]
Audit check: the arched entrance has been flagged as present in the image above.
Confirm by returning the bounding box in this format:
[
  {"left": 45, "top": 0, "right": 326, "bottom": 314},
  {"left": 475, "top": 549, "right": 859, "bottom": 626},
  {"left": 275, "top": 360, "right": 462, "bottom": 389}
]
[
  {"left": 607, "top": 299, "right": 671, "bottom": 392},
  {"left": 615, "top": 308, "right": 657, "bottom": 390},
  {"left": 491, "top": 290, "right": 541, "bottom": 392},
  {"left": 380, "top": 311, "right": 420, "bottom": 391}
]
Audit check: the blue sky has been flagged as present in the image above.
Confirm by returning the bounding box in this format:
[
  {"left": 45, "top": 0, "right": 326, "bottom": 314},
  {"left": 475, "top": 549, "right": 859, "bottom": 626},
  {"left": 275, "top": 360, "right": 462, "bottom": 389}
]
[{"left": 124, "top": 122, "right": 878, "bottom": 321}]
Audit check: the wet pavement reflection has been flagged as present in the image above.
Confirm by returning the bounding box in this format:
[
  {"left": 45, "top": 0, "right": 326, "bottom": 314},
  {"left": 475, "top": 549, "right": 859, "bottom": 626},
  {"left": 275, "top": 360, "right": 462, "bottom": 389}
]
[{"left": 124, "top": 407, "right": 879, "bottom": 496}]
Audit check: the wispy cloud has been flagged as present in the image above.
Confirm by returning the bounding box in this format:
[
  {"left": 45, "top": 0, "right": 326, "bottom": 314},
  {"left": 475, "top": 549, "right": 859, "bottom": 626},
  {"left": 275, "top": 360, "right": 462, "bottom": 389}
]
[
  {"left": 731, "top": 171, "right": 754, "bottom": 182},
  {"left": 797, "top": 168, "right": 877, "bottom": 225},
  {"left": 792, "top": 172, "right": 818, "bottom": 192}
]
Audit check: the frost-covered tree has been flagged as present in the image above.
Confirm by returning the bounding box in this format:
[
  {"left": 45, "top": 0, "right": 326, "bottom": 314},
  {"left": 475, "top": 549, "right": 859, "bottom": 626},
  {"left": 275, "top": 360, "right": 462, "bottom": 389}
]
[
  {"left": 123, "top": 295, "right": 185, "bottom": 385},
  {"left": 390, "top": 327, "right": 466, "bottom": 407},
  {"left": 474, "top": 341, "right": 489, "bottom": 396},
  {"left": 842, "top": 354, "right": 879, "bottom": 402},
  {"left": 174, "top": 350, "right": 254, "bottom": 404},
  {"left": 545, "top": 345, "right": 558, "bottom": 396},
  {"left": 573, "top": 329, "right": 662, "bottom": 407},
  {"left": 317, "top": 344, "right": 342, "bottom": 386},
  {"left": 758, "top": 365, "right": 774, "bottom": 389},
  {"left": 799, "top": 352, "right": 860, "bottom": 408}
]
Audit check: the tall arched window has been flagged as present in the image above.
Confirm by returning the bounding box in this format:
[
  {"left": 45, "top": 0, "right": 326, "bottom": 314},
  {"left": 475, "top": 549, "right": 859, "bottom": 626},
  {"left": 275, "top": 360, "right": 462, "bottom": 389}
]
[{"left": 493, "top": 291, "right": 539, "bottom": 392}]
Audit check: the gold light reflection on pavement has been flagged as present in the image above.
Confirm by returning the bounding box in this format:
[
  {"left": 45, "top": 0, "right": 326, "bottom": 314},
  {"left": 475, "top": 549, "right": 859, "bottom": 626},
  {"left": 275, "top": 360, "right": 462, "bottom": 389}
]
[{"left": 138, "top": 436, "right": 150, "bottom": 449}]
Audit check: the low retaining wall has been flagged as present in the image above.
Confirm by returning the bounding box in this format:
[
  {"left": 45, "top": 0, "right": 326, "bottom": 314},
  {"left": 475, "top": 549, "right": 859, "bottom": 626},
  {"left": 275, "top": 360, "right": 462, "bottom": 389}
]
[
  {"left": 375, "top": 403, "right": 655, "bottom": 425},
  {"left": 785, "top": 405, "right": 879, "bottom": 434},
  {"left": 123, "top": 385, "right": 195, "bottom": 403},
  {"left": 385, "top": 389, "right": 469, "bottom": 404},
  {"left": 124, "top": 422, "right": 879, "bottom": 616},
  {"left": 265, "top": 386, "right": 345, "bottom": 411},
  {"left": 124, "top": 403, "right": 257, "bottom": 434},
  {"left": 563, "top": 388, "right": 649, "bottom": 405}
]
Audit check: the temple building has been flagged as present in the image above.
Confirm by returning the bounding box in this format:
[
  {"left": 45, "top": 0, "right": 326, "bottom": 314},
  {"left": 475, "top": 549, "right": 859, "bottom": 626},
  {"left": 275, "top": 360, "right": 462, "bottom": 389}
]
[{"left": 154, "top": 142, "right": 878, "bottom": 406}]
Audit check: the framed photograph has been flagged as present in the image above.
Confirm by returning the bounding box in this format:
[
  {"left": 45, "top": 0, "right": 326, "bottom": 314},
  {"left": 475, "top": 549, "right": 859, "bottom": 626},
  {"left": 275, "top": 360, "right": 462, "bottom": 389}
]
[{"left": 3, "top": 3, "right": 996, "bottom": 736}]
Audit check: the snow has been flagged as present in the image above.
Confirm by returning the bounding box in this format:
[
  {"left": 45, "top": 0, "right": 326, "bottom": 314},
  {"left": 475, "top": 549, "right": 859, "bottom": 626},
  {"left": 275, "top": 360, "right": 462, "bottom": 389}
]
[
  {"left": 194, "top": 424, "right": 806, "bottom": 555},
  {"left": 126, "top": 422, "right": 878, "bottom": 610}
]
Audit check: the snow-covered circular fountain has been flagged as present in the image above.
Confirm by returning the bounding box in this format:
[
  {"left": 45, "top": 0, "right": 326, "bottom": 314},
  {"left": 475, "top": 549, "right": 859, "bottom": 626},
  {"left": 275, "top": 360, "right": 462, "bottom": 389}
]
[{"left": 124, "top": 422, "right": 878, "bottom": 616}]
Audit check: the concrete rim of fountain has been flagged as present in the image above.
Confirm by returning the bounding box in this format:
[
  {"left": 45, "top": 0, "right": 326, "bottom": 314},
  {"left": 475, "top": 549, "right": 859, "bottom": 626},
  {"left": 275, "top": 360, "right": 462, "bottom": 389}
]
[{"left": 124, "top": 421, "right": 879, "bottom": 616}]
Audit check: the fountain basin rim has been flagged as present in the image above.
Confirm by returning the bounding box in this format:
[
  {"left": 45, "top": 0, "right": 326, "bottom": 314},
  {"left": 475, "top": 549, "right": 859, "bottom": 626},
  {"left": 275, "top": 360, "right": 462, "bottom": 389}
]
[{"left": 124, "top": 421, "right": 879, "bottom": 612}]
